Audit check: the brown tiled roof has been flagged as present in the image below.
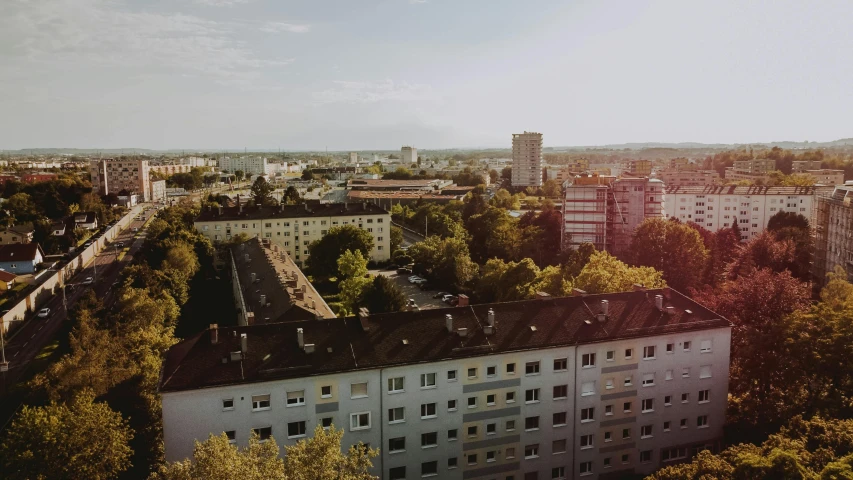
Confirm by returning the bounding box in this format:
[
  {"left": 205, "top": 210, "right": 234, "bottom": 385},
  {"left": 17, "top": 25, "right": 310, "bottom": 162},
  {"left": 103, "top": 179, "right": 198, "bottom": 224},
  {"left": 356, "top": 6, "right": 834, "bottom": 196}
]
[
  {"left": 160, "top": 289, "right": 730, "bottom": 393},
  {"left": 348, "top": 179, "right": 439, "bottom": 187},
  {"left": 0, "top": 270, "right": 17, "bottom": 282},
  {"left": 0, "top": 243, "right": 44, "bottom": 262},
  {"left": 194, "top": 202, "right": 388, "bottom": 222}
]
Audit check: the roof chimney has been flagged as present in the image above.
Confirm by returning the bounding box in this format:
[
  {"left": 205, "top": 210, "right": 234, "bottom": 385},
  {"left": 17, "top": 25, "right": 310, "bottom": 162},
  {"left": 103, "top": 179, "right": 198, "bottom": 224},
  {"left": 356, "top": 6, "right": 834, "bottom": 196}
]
[
  {"left": 259, "top": 294, "right": 266, "bottom": 306},
  {"left": 600, "top": 299, "right": 609, "bottom": 315},
  {"left": 655, "top": 294, "right": 664, "bottom": 311},
  {"left": 297, "top": 328, "right": 304, "bottom": 348},
  {"left": 358, "top": 307, "right": 370, "bottom": 331},
  {"left": 210, "top": 324, "right": 218, "bottom": 344},
  {"left": 457, "top": 327, "right": 468, "bottom": 337},
  {"left": 535, "top": 291, "right": 551, "bottom": 300},
  {"left": 445, "top": 314, "right": 453, "bottom": 333},
  {"left": 240, "top": 333, "right": 248, "bottom": 353},
  {"left": 456, "top": 294, "right": 469, "bottom": 307},
  {"left": 487, "top": 309, "right": 495, "bottom": 327},
  {"left": 250, "top": 272, "right": 256, "bottom": 282},
  {"left": 304, "top": 343, "right": 315, "bottom": 353},
  {"left": 217, "top": 204, "right": 222, "bottom": 215},
  {"left": 238, "top": 196, "right": 242, "bottom": 213},
  {"left": 572, "top": 288, "right": 587, "bottom": 297}
]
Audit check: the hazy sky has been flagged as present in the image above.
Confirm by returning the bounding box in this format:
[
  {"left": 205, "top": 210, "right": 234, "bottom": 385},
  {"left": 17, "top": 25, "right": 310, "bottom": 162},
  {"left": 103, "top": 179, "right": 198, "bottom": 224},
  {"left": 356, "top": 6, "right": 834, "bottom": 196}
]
[{"left": 1, "top": 0, "right": 851, "bottom": 150}]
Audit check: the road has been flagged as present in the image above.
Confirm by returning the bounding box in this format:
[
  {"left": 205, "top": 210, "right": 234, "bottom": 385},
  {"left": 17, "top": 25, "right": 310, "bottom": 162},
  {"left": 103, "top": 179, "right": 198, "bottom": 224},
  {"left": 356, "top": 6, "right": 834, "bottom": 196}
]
[
  {"left": 392, "top": 222, "right": 424, "bottom": 247},
  {"left": 0, "top": 208, "right": 154, "bottom": 396}
]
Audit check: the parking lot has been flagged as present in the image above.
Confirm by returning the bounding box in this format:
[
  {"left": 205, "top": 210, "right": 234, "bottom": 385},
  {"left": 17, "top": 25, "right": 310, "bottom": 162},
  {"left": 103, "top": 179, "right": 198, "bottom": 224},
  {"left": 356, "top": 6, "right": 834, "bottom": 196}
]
[{"left": 370, "top": 269, "right": 449, "bottom": 310}]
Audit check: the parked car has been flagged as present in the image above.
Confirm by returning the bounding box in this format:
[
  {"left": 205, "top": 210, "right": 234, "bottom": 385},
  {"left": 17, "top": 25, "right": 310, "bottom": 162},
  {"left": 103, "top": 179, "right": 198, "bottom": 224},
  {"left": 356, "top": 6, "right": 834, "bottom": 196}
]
[
  {"left": 115, "top": 242, "right": 124, "bottom": 248},
  {"left": 433, "top": 291, "right": 450, "bottom": 299},
  {"left": 132, "top": 227, "right": 139, "bottom": 232},
  {"left": 37, "top": 308, "right": 51, "bottom": 318},
  {"left": 407, "top": 275, "right": 421, "bottom": 283},
  {"left": 411, "top": 277, "right": 428, "bottom": 285},
  {"left": 82, "top": 277, "right": 94, "bottom": 285},
  {"left": 397, "top": 267, "right": 413, "bottom": 275},
  {"left": 442, "top": 294, "right": 455, "bottom": 303}
]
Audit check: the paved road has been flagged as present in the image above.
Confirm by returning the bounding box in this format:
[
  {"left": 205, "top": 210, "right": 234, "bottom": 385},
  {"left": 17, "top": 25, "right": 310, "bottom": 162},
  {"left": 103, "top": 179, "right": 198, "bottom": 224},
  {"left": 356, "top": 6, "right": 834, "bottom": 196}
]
[
  {"left": 391, "top": 222, "right": 424, "bottom": 247},
  {"left": 0, "top": 207, "right": 156, "bottom": 395}
]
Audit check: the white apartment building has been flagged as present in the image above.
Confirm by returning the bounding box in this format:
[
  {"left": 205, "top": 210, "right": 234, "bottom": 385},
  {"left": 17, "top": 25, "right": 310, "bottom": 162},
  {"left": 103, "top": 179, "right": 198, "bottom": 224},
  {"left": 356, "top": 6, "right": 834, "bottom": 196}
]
[
  {"left": 655, "top": 170, "right": 719, "bottom": 187},
  {"left": 160, "top": 288, "right": 731, "bottom": 480},
  {"left": 89, "top": 158, "right": 151, "bottom": 201},
  {"left": 194, "top": 202, "right": 391, "bottom": 263},
  {"left": 512, "top": 132, "right": 543, "bottom": 188},
  {"left": 792, "top": 160, "right": 823, "bottom": 173},
  {"left": 814, "top": 185, "right": 853, "bottom": 287},
  {"left": 664, "top": 186, "right": 817, "bottom": 241},
  {"left": 218, "top": 156, "right": 271, "bottom": 176},
  {"left": 402, "top": 146, "right": 418, "bottom": 166},
  {"left": 805, "top": 169, "right": 844, "bottom": 186}
]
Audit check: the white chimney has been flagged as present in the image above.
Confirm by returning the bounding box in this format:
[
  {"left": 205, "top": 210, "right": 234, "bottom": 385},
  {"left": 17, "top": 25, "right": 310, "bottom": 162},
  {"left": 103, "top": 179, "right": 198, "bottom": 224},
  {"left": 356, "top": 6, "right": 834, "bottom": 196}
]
[
  {"left": 311, "top": 300, "right": 316, "bottom": 309},
  {"left": 655, "top": 295, "right": 663, "bottom": 311},
  {"left": 259, "top": 294, "right": 266, "bottom": 306},
  {"left": 304, "top": 343, "right": 315, "bottom": 353},
  {"left": 244, "top": 253, "right": 249, "bottom": 261},
  {"left": 209, "top": 324, "right": 218, "bottom": 344},
  {"left": 600, "top": 300, "right": 609, "bottom": 315},
  {"left": 457, "top": 327, "right": 468, "bottom": 337},
  {"left": 445, "top": 314, "right": 453, "bottom": 333},
  {"left": 487, "top": 309, "right": 495, "bottom": 327},
  {"left": 297, "top": 328, "right": 305, "bottom": 348},
  {"left": 301, "top": 284, "right": 307, "bottom": 293},
  {"left": 240, "top": 333, "right": 248, "bottom": 353}
]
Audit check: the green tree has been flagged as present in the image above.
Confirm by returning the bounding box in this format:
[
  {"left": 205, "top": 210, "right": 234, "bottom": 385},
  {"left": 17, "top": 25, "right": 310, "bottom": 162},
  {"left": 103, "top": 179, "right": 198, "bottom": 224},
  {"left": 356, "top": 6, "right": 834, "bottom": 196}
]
[
  {"left": 541, "top": 179, "right": 561, "bottom": 197},
  {"left": 390, "top": 225, "right": 403, "bottom": 253},
  {"left": 250, "top": 177, "right": 275, "bottom": 206},
  {"left": 306, "top": 225, "right": 374, "bottom": 280},
  {"left": 282, "top": 186, "right": 301, "bottom": 204},
  {"left": 234, "top": 170, "right": 245, "bottom": 183},
  {"left": 1, "top": 390, "right": 134, "bottom": 480},
  {"left": 767, "top": 211, "right": 810, "bottom": 232},
  {"left": 490, "top": 189, "right": 520, "bottom": 209},
  {"left": 282, "top": 425, "right": 378, "bottom": 480},
  {"left": 408, "top": 235, "right": 478, "bottom": 290},
  {"left": 361, "top": 275, "right": 407, "bottom": 313},
  {"left": 3, "top": 192, "right": 40, "bottom": 225},
  {"left": 489, "top": 169, "right": 499, "bottom": 184},
  {"left": 301, "top": 169, "right": 313, "bottom": 181},
  {"left": 628, "top": 218, "right": 709, "bottom": 292},
  {"left": 382, "top": 167, "right": 414, "bottom": 180},
  {"left": 573, "top": 251, "right": 666, "bottom": 294},
  {"left": 466, "top": 206, "right": 520, "bottom": 262}
]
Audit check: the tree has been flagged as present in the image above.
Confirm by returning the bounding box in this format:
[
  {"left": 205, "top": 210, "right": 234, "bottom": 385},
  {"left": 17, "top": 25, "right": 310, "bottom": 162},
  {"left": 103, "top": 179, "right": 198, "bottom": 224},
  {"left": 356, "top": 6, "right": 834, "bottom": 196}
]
[
  {"left": 628, "top": 218, "right": 709, "bottom": 292},
  {"left": 301, "top": 169, "right": 313, "bottom": 181},
  {"left": 3, "top": 192, "right": 40, "bottom": 225},
  {"left": 390, "top": 225, "right": 403, "bottom": 253},
  {"left": 282, "top": 186, "right": 301, "bottom": 205},
  {"left": 572, "top": 251, "right": 666, "bottom": 294},
  {"left": 1, "top": 390, "right": 134, "bottom": 480},
  {"left": 361, "top": 275, "right": 407, "bottom": 313},
  {"left": 382, "top": 167, "right": 414, "bottom": 180},
  {"left": 408, "top": 235, "right": 478, "bottom": 290},
  {"left": 489, "top": 169, "right": 499, "bottom": 183},
  {"left": 250, "top": 177, "right": 275, "bottom": 206},
  {"left": 234, "top": 170, "right": 245, "bottom": 184},
  {"left": 767, "top": 211, "right": 810, "bottom": 232},
  {"left": 282, "top": 425, "right": 378, "bottom": 480},
  {"left": 489, "top": 189, "right": 520, "bottom": 209},
  {"left": 541, "top": 179, "right": 561, "bottom": 197},
  {"left": 466, "top": 207, "right": 520, "bottom": 262},
  {"left": 500, "top": 166, "right": 512, "bottom": 181},
  {"left": 306, "top": 225, "right": 374, "bottom": 280}
]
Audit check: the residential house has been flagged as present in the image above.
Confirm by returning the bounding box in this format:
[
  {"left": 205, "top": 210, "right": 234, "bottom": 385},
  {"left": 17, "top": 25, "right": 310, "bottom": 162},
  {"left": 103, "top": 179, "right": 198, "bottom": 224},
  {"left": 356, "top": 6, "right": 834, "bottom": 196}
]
[
  {"left": 0, "top": 244, "right": 45, "bottom": 274},
  {"left": 0, "top": 224, "right": 34, "bottom": 245}
]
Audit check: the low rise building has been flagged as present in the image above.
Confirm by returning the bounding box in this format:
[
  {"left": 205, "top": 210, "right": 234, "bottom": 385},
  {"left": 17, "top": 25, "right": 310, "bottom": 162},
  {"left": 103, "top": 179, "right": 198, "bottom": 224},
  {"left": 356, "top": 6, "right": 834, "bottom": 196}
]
[
  {"left": 655, "top": 170, "right": 720, "bottom": 187},
  {"left": 160, "top": 287, "right": 732, "bottom": 479},
  {"left": 0, "top": 224, "right": 34, "bottom": 245},
  {"left": 74, "top": 212, "right": 98, "bottom": 230},
  {"left": 0, "top": 243, "right": 44, "bottom": 274},
  {"left": 627, "top": 160, "right": 652, "bottom": 177},
  {"left": 149, "top": 164, "right": 194, "bottom": 176},
  {"left": 346, "top": 190, "right": 464, "bottom": 208},
  {"left": 805, "top": 169, "right": 844, "bottom": 186},
  {"left": 347, "top": 179, "right": 451, "bottom": 191},
  {"left": 792, "top": 160, "right": 824, "bottom": 173}
]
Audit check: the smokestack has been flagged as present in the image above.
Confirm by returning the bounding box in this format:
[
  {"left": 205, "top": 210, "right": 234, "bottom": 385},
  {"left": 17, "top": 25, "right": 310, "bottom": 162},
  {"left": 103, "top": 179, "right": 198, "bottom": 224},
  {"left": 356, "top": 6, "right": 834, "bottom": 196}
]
[
  {"left": 250, "top": 272, "right": 256, "bottom": 282},
  {"left": 487, "top": 309, "right": 495, "bottom": 327},
  {"left": 240, "top": 333, "right": 248, "bottom": 353},
  {"left": 600, "top": 300, "right": 609, "bottom": 315},
  {"left": 260, "top": 294, "right": 266, "bottom": 306},
  {"left": 297, "top": 328, "right": 304, "bottom": 348},
  {"left": 210, "top": 324, "right": 218, "bottom": 344},
  {"left": 655, "top": 295, "right": 663, "bottom": 311},
  {"left": 445, "top": 314, "right": 453, "bottom": 333}
]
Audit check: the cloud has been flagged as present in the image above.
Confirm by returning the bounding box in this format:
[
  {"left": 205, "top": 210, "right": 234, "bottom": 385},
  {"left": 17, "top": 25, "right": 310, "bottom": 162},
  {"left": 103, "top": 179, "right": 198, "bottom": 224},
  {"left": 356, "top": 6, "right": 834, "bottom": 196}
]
[
  {"left": 193, "top": 0, "right": 252, "bottom": 6},
  {"left": 313, "top": 79, "right": 437, "bottom": 104},
  {"left": 409, "top": 0, "right": 428, "bottom": 4},
  {"left": 259, "top": 22, "right": 311, "bottom": 33},
  {"left": 0, "top": 0, "right": 292, "bottom": 87}
]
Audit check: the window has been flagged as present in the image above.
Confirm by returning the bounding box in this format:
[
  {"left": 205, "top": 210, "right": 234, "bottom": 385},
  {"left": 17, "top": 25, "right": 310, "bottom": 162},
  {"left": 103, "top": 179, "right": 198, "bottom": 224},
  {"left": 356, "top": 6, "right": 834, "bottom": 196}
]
[
  {"left": 287, "top": 390, "right": 305, "bottom": 406},
  {"left": 665, "top": 395, "right": 672, "bottom": 406},
  {"left": 421, "top": 403, "right": 437, "bottom": 418},
  {"left": 350, "top": 412, "right": 371, "bottom": 431},
  {"left": 525, "top": 416, "right": 540, "bottom": 430},
  {"left": 553, "top": 412, "right": 567, "bottom": 426},
  {"left": 579, "top": 461, "right": 592, "bottom": 476},
  {"left": 700, "top": 365, "right": 712, "bottom": 379},
  {"left": 467, "top": 454, "right": 478, "bottom": 465},
  {"left": 580, "top": 434, "right": 594, "bottom": 449},
  {"left": 506, "top": 419, "right": 516, "bottom": 431},
  {"left": 468, "top": 426, "right": 478, "bottom": 437},
  {"left": 525, "top": 444, "right": 539, "bottom": 459},
  {"left": 553, "top": 358, "right": 567, "bottom": 371},
  {"left": 682, "top": 393, "right": 689, "bottom": 403},
  {"left": 642, "top": 398, "right": 655, "bottom": 412},
  {"left": 624, "top": 375, "right": 633, "bottom": 387},
  {"left": 506, "top": 447, "right": 516, "bottom": 459},
  {"left": 506, "top": 362, "right": 517, "bottom": 374},
  {"left": 552, "top": 466, "right": 566, "bottom": 479},
  {"left": 581, "top": 407, "right": 595, "bottom": 422},
  {"left": 525, "top": 361, "right": 541, "bottom": 375},
  {"left": 388, "top": 377, "right": 405, "bottom": 393},
  {"left": 222, "top": 398, "right": 234, "bottom": 410},
  {"left": 699, "top": 389, "right": 710, "bottom": 402},
  {"left": 604, "top": 457, "right": 612, "bottom": 468},
  {"left": 251, "top": 394, "right": 271, "bottom": 411},
  {"left": 554, "top": 385, "right": 569, "bottom": 399},
  {"left": 225, "top": 430, "right": 236, "bottom": 444},
  {"left": 506, "top": 391, "right": 516, "bottom": 403},
  {"left": 388, "top": 436, "right": 406, "bottom": 453},
  {"left": 421, "top": 432, "right": 437, "bottom": 448},
  {"left": 420, "top": 373, "right": 436, "bottom": 388},
  {"left": 467, "top": 397, "right": 477, "bottom": 408},
  {"left": 700, "top": 340, "right": 712, "bottom": 352},
  {"left": 447, "top": 369, "right": 457, "bottom": 381},
  {"left": 389, "top": 407, "right": 405, "bottom": 423},
  {"left": 665, "top": 369, "right": 673, "bottom": 380},
  {"left": 641, "top": 425, "right": 653, "bottom": 438},
  {"left": 643, "top": 346, "right": 656, "bottom": 359},
  {"left": 682, "top": 367, "right": 690, "bottom": 378},
  {"left": 625, "top": 348, "right": 633, "bottom": 359},
  {"left": 321, "top": 417, "right": 333, "bottom": 429},
  {"left": 622, "top": 453, "right": 630, "bottom": 464},
  {"left": 680, "top": 418, "right": 688, "bottom": 428},
  {"left": 525, "top": 388, "right": 540, "bottom": 403},
  {"left": 321, "top": 386, "right": 332, "bottom": 398},
  {"left": 487, "top": 451, "right": 496, "bottom": 462},
  {"left": 467, "top": 368, "right": 477, "bottom": 378},
  {"left": 604, "top": 431, "right": 612, "bottom": 442},
  {"left": 351, "top": 382, "right": 368, "bottom": 398},
  {"left": 624, "top": 401, "right": 632, "bottom": 413},
  {"left": 448, "top": 399, "right": 457, "bottom": 411},
  {"left": 553, "top": 439, "right": 567, "bottom": 453},
  {"left": 421, "top": 461, "right": 438, "bottom": 477},
  {"left": 287, "top": 421, "right": 307, "bottom": 438},
  {"left": 642, "top": 373, "right": 655, "bottom": 387},
  {"left": 662, "top": 447, "right": 689, "bottom": 462},
  {"left": 581, "top": 353, "right": 596, "bottom": 368},
  {"left": 683, "top": 341, "right": 692, "bottom": 351},
  {"left": 243, "top": 425, "right": 271, "bottom": 445},
  {"left": 605, "top": 378, "right": 614, "bottom": 390},
  {"left": 640, "top": 450, "right": 652, "bottom": 463},
  {"left": 487, "top": 365, "right": 497, "bottom": 376},
  {"left": 389, "top": 466, "right": 406, "bottom": 479},
  {"left": 487, "top": 422, "right": 497, "bottom": 434},
  {"left": 448, "top": 429, "right": 458, "bottom": 440},
  {"left": 605, "top": 404, "right": 613, "bottom": 415},
  {"left": 697, "top": 415, "right": 709, "bottom": 428},
  {"left": 663, "top": 421, "right": 671, "bottom": 431},
  {"left": 622, "top": 428, "right": 631, "bottom": 439}
]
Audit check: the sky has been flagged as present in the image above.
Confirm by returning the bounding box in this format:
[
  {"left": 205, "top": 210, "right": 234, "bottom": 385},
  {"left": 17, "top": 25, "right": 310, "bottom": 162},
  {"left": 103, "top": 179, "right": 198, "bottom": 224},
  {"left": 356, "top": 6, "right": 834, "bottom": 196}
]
[{"left": 1, "top": 0, "right": 852, "bottom": 151}]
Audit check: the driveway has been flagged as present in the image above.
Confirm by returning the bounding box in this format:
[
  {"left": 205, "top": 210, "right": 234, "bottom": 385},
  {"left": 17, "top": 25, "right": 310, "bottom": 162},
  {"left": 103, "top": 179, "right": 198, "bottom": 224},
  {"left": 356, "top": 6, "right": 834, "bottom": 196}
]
[{"left": 370, "top": 269, "right": 446, "bottom": 310}]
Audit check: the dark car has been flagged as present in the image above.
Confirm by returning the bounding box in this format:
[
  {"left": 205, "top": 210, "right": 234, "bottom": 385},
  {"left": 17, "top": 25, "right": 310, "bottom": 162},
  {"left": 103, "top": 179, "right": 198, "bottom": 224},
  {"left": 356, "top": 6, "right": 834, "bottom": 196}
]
[
  {"left": 397, "top": 267, "right": 413, "bottom": 275},
  {"left": 433, "top": 291, "right": 450, "bottom": 299}
]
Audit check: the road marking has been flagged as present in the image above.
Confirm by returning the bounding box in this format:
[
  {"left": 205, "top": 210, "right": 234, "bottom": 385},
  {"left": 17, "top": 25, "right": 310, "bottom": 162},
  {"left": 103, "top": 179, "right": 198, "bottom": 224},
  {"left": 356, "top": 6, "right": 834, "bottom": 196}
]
[
  {"left": 13, "top": 351, "right": 18, "bottom": 357},
  {"left": 30, "top": 333, "right": 35, "bottom": 339},
  {"left": 38, "top": 325, "right": 44, "bottom": 331},
  {"left": 22, "top": 342, "right": 28, "bottom": 348}
]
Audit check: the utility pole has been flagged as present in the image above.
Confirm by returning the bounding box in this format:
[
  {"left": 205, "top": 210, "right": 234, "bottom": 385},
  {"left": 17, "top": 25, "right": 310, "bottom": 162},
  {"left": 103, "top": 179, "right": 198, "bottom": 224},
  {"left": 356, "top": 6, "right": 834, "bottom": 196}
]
[{"left": 425, "top": 216, "right": 428, "bottom": 238}]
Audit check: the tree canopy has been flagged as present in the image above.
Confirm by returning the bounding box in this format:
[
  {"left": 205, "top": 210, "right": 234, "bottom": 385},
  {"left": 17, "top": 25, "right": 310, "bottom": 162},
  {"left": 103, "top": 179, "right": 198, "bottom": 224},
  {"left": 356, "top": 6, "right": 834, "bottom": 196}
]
[
  {"left": 628, "top": 218, "right": 709, "bottom": 292},
  {"left": 306, "top": 225, "right": 374, "bottom": 280},
  {"left": 250, "top": 177, "right": 276, "bottom": 206},
  {"left": 573, "top": 251, "right": 666, "bottom": 294}
]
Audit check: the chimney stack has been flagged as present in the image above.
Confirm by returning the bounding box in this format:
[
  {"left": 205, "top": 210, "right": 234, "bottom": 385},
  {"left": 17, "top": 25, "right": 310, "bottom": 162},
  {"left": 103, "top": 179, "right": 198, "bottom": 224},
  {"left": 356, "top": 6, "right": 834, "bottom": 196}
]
[
  {"left": 358, "top": 307, "right": 370, "bottom": 331},
  {"left": 240, "top": 333, "right": 248, "bottom": 353},
  {"left": 238, "top": 196, "right": 243, "bottom": 213},
  {"left": 600, "top": 299, "right": 609, "bottom": 315},
  {"left": 487, "top": 309, "right": 495, "bottom": 327},
  {"left": 297, "top": 328, "right": 304, "bottom": 348},
  {"left": 210, "top": 324, "right": 218, "bottom": 344},
  {"left": 655, "top": 295, "right": 664, "bottom": 311},
  {"left": 217, "top": 204, "right": 222, "bottom": 215},
  {"left": 445, "top": 314, "right": 453, "bottom": 333},
  {"left": 250, "top": 272, "right": 256, "bottom": 282},
  {"left": 456, "top": 294, "right": 469, "bottom": 307},
  {"left": 260, "top": 294, "right": 266, "bottom": 306}
]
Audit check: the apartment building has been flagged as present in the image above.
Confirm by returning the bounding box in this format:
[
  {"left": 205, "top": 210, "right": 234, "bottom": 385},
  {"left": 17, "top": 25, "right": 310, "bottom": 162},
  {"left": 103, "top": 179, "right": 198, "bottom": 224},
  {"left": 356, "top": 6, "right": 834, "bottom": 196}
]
[
  {"left": 805, "top": 169, "right": 844, "bottom": 186},
  {"left": 150, "top": 180, "right": 167, "bottom": 203},
  {"left": 792, "top": 160, "right": 823, "bottom": 173},
  {"left": 562, "top": 175, "right": 665, "bottom": 256},
  {"left": 512, "top": 132, "right": 544, "bottom": 188},
  {"left": 218, "top": 156, "right": 271, "bottom": 176},
  {"left": 732, "top": 159, "right": 775, "bottom": 173},
  {"left": 655, "top": 170, "right": 719, "bottom": 187},
  {"left": 626, "top": 160, "right": 652, "bottom": 177},
  {"left": 814, "top": 185, "right": 853, "bottom": 287},
  {"left": 194, "top": 202, "right": 391, "bottom": 263},
  {"left": 664, "top": 186, "right": 817, "bottom": 241},
  {"left": 149, "top": 164, "right": 194, "bottom": 176},
  {"left": 402, "top": 146, "right": 418, "bottom": 165},
  {"left": 160, "top": 288, "right": 731, "bottom": 479},
  {"left": 89, "top": 158, "right": 151, "bottom": 201}
]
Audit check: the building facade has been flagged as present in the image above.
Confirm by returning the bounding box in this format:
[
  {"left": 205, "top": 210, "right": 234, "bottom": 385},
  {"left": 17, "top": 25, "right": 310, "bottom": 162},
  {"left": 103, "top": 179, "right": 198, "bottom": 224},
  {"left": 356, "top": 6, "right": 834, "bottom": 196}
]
[
  {"left": 512, "top": 132, "right": 543, "bottom": 188},
  {"left": 0, "top": 224, "right": 34, "bottom": 245},
  {"left": 805, "top": 169, "right": 844, "bottom": 186},
  {"left": 814, "top": 185, "right": 853, "bottom": 287},
  {"left": 402, "top": 146, "right": 418, "bottom": 166},
  {"left": 160, "top": 289, "right": 731, "bottom": 480},
  {"left": 149, "top": 164, "right": 194, "bottom": 176},
  {"left": 218, "top": 156, "right": 271, "bottom": 176},
  {"left": 626, "top": 160, "right": 652, "bottom": 177},
  {"left": 655, "top": 170, "right": 719, "bottom": 187},
  {"left": 664, "top": 186, "right": 817, "bottom": 241},
  {"left": 194, "top": 203, "right": 391, "bottom": 263},
  {"left": 89, "top": 158, "right": 151, "bottom": 201},
  {"left": 150, "top": 180, "right": 167, "bottom": 203},
  {"left": 792, "top": 160, "right": 824, "bottom": 173}
]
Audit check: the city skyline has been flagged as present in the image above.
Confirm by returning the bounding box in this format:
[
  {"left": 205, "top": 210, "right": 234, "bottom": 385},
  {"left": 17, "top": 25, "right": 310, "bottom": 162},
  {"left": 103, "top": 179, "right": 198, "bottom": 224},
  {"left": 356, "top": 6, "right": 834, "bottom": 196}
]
[{"left": 2, "top": 0, "right": 852, "bottom": 150}]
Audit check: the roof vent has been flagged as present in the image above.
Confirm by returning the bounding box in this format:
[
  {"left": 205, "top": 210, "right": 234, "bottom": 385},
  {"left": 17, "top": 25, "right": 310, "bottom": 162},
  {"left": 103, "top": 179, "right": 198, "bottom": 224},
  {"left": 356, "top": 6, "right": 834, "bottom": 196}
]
[
  {"left": 457, "top": 327, "right": 468, "bottom": 337},
  {"left": 297, "top": 328, "right": 304, "bottom": 347},
  {"left": 655, "top": 294, "right": 664, "bottom": 311},
  {"left": 597, "top": 313, "right": 607, "bottom": 323},
  {"left": 445, "top": 314, "right": 453, "bottom": 333},
  {"left": 304, "top": 343, "right": 315, "bottom": 354},
  {"left": 230, "top": 351, "right": 242, "bottom": 361},
  {"left": 487, "top": 309, "right": 495, "bottom": 327},
  {"left": 240, "top": 333, "right": 248, "bottom": 353},
  {"left": 358, "top": 307, "right": 370, "bottom": 332},
  {"left": 259, "top": 294, "right": 266, "bottom": 306},
  {"left": 530, "top": 325, "right": 537, "bottom": 332},
  {"left": 209, "top": 324, "right": 218, "bottom": 344},
  {"left": 402, "top": 339, "right": 409, "bottom": 345},
  {"left": 685, "top": 309, "right": 693, "bottom": 314},
  {"left": 665, "top": 306, "right": 676, "bottom": 315},
  {"left": 600, "top": 299, "right": 609, "bottom": 315},
  {"left": 484, "top": 325, "right": 494, "bottom": 335}
]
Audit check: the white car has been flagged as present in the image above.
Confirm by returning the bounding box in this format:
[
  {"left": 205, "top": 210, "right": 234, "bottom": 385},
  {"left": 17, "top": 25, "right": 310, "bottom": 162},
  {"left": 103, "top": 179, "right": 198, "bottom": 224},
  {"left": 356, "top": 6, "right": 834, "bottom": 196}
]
[
  {"left": 82, "top": 277, "right": 94, "bottom": 285},
  {"left": 411, "top": 277, "right": 428, "bottom": 285},
  {"left": 37, "top": 308, "right": 50, "bottom": 318}
]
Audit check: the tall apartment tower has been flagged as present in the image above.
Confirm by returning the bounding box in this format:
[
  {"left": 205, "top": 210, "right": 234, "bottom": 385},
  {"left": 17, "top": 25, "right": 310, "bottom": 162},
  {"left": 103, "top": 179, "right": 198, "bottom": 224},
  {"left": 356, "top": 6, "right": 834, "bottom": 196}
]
[
  {"left": 401, "top": 146, "right": 417, "bottom": 165},
  {"left": 512, "top": 132, "right": 543, "bottom": 188},
  {"left": 89, "top": 158, "right": 151, "bottom": 201}
]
